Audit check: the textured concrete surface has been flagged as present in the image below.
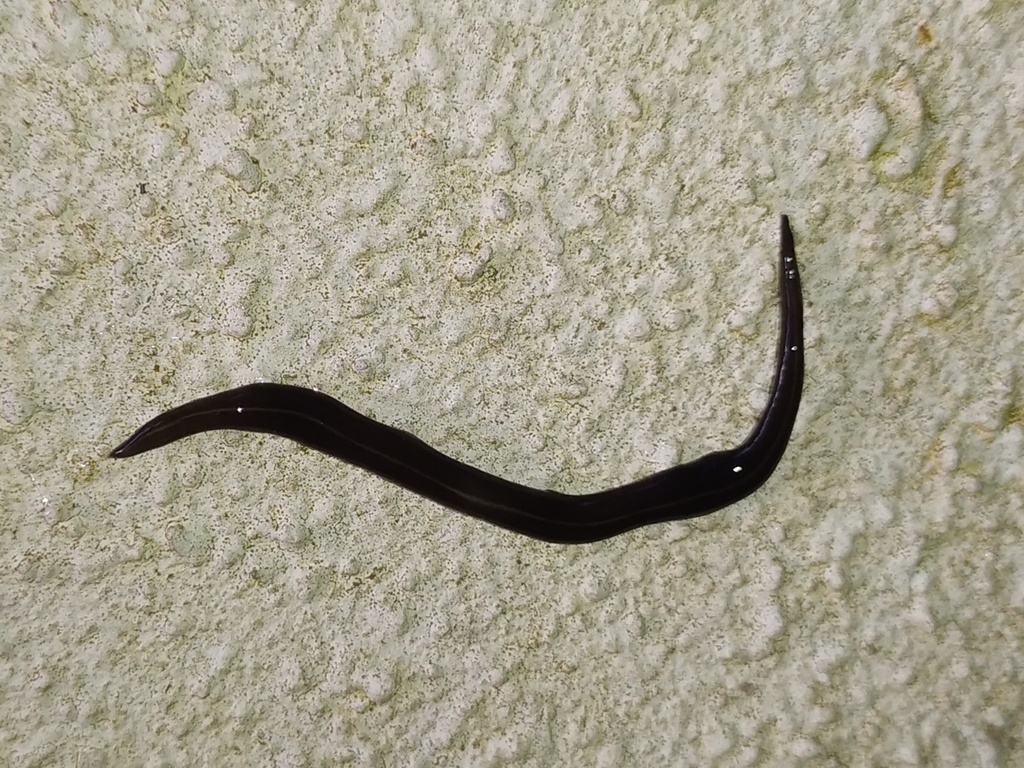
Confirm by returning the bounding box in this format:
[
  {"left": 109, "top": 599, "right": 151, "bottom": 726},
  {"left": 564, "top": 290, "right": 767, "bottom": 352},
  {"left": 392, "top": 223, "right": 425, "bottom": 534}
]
[{"left": 2, "top": 0, "right": 1022, "bottom": 766}]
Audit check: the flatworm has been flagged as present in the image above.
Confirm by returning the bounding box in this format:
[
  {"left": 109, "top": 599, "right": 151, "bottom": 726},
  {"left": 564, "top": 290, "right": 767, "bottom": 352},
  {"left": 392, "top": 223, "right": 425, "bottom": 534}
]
[{"left": 111, "top": 215, "right": 803, "bottom": 543}]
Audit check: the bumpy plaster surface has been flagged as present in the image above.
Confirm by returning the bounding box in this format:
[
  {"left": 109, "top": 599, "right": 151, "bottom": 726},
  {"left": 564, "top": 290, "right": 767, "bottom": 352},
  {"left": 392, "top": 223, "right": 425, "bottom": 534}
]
[{"left": 1, "top": 0, "right": 1022, "bottom": 766}]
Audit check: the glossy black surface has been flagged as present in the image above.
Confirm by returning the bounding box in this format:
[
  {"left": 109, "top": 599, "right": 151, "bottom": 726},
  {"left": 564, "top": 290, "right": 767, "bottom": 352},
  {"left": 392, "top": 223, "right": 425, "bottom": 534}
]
[{"left": 111, "top": 216, "right": 803, "bottom": 543}]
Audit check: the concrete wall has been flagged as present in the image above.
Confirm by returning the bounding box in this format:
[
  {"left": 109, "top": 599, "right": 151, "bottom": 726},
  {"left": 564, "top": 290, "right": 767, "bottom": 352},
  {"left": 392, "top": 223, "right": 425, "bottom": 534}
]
[{"left": 1, "top": 0, "right": 1021, "bottom": 765}]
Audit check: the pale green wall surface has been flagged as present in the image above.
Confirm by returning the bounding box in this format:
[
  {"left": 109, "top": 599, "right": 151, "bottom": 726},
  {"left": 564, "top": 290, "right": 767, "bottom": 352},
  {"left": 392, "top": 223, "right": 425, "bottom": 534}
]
[{"left": 1, "top": 0, "right": 1021, "bottom": 765}]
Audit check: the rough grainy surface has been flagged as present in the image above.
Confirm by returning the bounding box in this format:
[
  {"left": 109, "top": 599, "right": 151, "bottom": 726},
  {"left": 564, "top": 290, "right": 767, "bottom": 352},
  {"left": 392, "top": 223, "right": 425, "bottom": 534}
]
[{"left": 1, "top": 0, "right": 1022, "bottom": 765}]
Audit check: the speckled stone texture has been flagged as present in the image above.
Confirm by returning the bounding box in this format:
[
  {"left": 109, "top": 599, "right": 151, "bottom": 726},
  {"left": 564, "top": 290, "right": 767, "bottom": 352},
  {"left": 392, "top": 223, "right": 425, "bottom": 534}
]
[{"left": 1, "top": 0, "right": 1022, "bottom": 766}]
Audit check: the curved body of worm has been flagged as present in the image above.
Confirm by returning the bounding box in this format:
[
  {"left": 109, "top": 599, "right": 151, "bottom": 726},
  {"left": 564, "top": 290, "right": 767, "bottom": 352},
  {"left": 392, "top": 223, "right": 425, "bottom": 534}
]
[{"left": 110, "top": 215, "right": 803, "bottom": 543}]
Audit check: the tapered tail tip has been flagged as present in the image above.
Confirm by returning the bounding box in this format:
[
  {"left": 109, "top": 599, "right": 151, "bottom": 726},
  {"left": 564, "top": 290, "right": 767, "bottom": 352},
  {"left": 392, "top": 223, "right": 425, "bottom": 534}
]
[
  {"left": 780, "top": 214, "right": 794, "bottom": 253},
  {"left": 109, "top": 436, "right": 140, "bottom": 459}
]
